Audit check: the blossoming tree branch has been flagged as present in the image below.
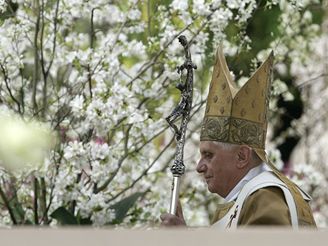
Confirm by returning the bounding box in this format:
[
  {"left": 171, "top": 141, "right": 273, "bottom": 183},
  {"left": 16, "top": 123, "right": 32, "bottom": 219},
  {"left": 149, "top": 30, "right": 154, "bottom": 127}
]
[{"left": 0, "top": 0, "right": 327, "bottom": 227}]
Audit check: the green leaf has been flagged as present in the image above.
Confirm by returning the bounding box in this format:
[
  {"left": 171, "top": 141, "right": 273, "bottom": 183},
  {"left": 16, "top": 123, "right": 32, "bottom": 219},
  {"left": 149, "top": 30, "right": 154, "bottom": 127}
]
[
  {"left": 110, "top": 192, "right": 144, "bottom": 224},
  {"left": 50, "top": 207, "right": 77, "bottom": 225},
  {"left": 76, "top": 211, "right": 92, "bottom": 225}
]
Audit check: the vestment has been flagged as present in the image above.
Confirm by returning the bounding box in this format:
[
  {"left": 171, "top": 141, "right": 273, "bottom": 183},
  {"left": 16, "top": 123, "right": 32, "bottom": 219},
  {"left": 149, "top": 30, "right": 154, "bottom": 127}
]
[
  {"left": 211, "top": 164, "right": 316, "bottom": 228},
  {"left": 200, "top": 47, "right": 316, "bottom": 228}
]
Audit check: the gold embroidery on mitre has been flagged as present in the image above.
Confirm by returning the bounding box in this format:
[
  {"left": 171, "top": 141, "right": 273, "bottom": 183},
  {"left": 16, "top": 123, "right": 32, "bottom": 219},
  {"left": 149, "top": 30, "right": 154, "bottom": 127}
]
[
  {"left": 220, "top": 107, "right": 225, "bottom": 114},
  {"left": 200, "top": 47, "right": 274, "bottom": 149}
]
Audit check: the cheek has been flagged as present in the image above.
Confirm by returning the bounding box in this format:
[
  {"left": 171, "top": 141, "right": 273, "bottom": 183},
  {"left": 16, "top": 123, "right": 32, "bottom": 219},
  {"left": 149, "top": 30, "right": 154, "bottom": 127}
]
[
  {"left": 211, "top": 159, "right": 222, "bottom": 173},
  {"left": 212, "top": 167, "right": 223, "bottom": 182},
  {"left": 211, "top": 159, "right": 227, "bottom": 182}
]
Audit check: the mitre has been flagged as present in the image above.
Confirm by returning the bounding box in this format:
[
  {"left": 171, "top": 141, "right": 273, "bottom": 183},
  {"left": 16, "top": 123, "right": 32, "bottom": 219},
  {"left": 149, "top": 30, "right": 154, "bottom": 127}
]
[{"left": 200, "top": 46, "right": 274, "bottom": 160}]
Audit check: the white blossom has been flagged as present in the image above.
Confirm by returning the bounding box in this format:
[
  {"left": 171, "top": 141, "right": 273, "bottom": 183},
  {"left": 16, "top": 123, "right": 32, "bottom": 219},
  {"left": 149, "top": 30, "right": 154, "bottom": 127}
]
[
  {"left": 70, "top": 95, "right": 84, "bottom": 116},
  {"left": 171, "top": 0, "right": 188, "bottom": 12},
  {"left": 0, "top": 0, "right": 7, "bottom": 13},
  {"left": 192, "top": 0, "right": 211, "bottom": 16}
]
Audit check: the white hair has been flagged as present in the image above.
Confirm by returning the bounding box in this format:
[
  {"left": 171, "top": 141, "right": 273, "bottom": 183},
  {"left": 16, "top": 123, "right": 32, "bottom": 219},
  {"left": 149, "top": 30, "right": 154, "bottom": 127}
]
[
  {"left": 211, "top": 141, "right": 262, "bottom": 165},
  {"left": 212, "top": 141, "right": 238, "bottom": 150}
]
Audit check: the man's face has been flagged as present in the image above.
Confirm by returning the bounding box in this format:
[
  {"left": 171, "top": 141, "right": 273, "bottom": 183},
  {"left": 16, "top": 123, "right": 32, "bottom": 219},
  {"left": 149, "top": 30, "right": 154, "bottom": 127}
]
[{"left": 197, "top": 141, "right": 239, "bottom": 197}]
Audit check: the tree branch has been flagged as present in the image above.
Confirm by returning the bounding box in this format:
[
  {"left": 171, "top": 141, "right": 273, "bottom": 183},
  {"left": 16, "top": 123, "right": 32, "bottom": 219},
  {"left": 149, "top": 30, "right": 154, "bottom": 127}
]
[
  {"left": 107, "top": 136, "right": 175, "bottom": 203},
  {"left": 33, "top": 177, "right": 39, "bottom": 225},
  {"left": 0, "top": 183, "right": 17, "bottom": 225},
  {"left": 95, "top": 98, "right": 205, "bottom": 195},
  {"left": 94, "top": 124, "right": 133, "bottom": 193},
  {"left": 32, "top": 0, "right": 41, "bottom": 114},
  {"left": 297, "top": 73, "right": 328, "bottom": 88},
  {"left": 87, "top": 8, "right": 98, "bottom": 99},
  {"left": 40, "top": 177, "right": 49, "bottom": 224},
  {"left": 147, "top": 0, "right": 152, "bottom": 36},
  {"left": 90, "top": 8, "right": 97, "bottom": 49},
  {"left": 0, "top": 63, "right": 21, "bottom": 113},
  {"left": 40, "top": 0, "right": 60, "bottom": 118},
  {"left": 40, "top": 0, "right": 48, "bottom": 118},
  {"left": 45, "top": 151, "right": 63, "bottom": 220}
]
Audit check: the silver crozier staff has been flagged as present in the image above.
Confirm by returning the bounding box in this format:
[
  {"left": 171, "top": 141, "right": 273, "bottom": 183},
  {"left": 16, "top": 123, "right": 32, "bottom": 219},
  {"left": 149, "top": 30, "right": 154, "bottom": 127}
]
[{"left": 166, "top": 35, "right": 197, "bottom": 215}]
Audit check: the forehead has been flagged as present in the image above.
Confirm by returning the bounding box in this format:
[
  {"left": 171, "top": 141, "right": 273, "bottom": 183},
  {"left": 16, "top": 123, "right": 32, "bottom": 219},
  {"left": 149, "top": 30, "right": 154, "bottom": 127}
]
[{"left": 199, "top": 141, "right": 223, "bottom": 152}]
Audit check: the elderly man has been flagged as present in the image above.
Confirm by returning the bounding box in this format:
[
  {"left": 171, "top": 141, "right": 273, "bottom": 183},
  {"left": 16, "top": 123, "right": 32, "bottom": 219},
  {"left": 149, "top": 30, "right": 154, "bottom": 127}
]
[{"left": 160, "top": 47, "right": 316, "bottom": 228}]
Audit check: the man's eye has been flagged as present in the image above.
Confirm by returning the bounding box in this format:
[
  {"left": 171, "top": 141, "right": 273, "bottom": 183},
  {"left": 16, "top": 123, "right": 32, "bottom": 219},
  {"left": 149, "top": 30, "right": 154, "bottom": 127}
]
[{"left": 204, "top": 152, "right": 213, "bottom": 159}]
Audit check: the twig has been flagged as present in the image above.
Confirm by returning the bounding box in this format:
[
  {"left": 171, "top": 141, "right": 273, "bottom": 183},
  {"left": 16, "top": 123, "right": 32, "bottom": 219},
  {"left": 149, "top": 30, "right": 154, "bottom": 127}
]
[
  {"left": 33, "top": 177, "right": 39, "bottom": 225},
  {"left": 127, "top": 23, "right": 193, "bottom": 86},
  {"left": 90, "top": 8, "right": 97, "bottom": 49},
  {"left": 147, "top": 0, "right": 151, "bottom": 36},
  {"left": 95, "top": 124, "right": 132, "bottom": 193},
  {"left": 96, "top": 98, "right": 205, "bottom": 194},
  {"left": 297, "top": 73, "right": 328, "bottom": 88},
  {"left": 45, "top": 151, "right": 63, "bottom": 219},
  {"left": 87, "top": 65, "right": 93, "bottom": 99},
  {"left": 69, "top": 172, "right": 82, "bottom": 215},
  {"left": 87, "top": 8, "right": 98, "bottom": 99},
  {"left": 0, "top": 184, "right": 17, "bottom": 225},
  {"left": 107, "top": 136, "right": 175, "bottom": 203},
  {"left": 4, "top": 0, "right": 16, "bottom": 16},
  {"left": 40, "top": 177, "right": 49, "bottom": 224},
  {"left": 40, "top": 0, "right": 48, "bottom": 118},
  {"left": 40, "top": 0, "right": 60, "bottom": 117},
  {"left": 46, "top": 0, "right": 60, "bottom": 76},
  {"left": 126, "top": 6, "right": 223, "bottom": 87},
  {"left": 32, "top": 0, "right": 41, "bottom": 114},
  {"left": 0, "top": 63, "right": 21, "bottom": 113},
  {"left": 87, "top": 1, "right": 137, "bottom": 75}
]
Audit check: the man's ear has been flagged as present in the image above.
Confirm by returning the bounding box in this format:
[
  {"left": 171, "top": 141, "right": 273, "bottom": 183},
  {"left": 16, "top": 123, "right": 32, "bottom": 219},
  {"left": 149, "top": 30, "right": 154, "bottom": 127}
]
[{"left": 236, "top": 145, "right": 252, "bottom": 169}]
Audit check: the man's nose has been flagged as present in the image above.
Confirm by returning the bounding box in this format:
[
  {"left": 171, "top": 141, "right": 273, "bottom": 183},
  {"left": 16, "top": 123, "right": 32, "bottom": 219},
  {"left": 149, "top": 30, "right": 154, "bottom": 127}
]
[{"left": 196, "top": 159, "right": 206, "bottom": 173}]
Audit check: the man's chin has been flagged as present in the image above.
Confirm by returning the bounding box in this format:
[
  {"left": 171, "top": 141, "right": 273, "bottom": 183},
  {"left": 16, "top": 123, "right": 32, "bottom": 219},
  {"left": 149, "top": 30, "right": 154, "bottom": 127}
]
[
  {"left": 207, "top": 184, "right": 221, "bottom": 196},
  {"left": 207, "top": 184, "right": 215, "bottom": 193}
]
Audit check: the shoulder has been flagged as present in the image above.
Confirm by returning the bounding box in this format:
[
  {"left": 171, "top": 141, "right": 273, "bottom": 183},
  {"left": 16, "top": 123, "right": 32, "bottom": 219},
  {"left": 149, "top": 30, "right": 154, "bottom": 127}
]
[{"left": 238, "top": 186, "right": 291, "bottom": 226}]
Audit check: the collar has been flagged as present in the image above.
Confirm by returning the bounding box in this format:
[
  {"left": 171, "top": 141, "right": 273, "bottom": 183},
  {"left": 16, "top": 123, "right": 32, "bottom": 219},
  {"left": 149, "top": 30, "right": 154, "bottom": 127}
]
[{"left": 224, "top": 163, "right": 271, "bottom": 202}]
